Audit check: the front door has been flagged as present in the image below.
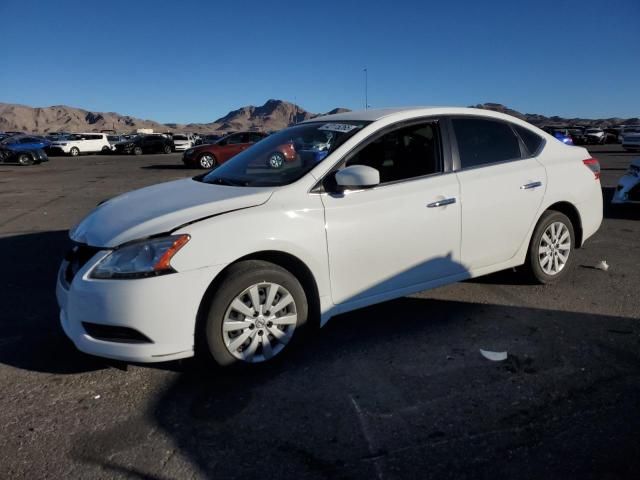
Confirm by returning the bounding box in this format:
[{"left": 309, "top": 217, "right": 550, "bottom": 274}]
[{"left": 321, "top": 120, "right": 464, "bottom": 306}]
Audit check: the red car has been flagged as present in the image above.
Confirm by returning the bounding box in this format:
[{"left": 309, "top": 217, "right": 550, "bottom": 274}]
[{"left": 182, "top": 131, "right": 268, "bottom": 169}]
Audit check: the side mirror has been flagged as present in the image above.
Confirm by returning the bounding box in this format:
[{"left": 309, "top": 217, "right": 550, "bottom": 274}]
[{"left": 335, "top": 165, "right": 380, "bottom": 189}]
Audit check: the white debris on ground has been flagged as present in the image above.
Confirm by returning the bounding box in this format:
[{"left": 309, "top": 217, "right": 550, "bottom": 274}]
[
  {"left": 93, "top": 395, "right": 101, "bottom": 400},
  {"left": 479, "top": 349, "right": 508, "bottom": 362},
  {"left": 595, "top": 260, "right": 609, "bottom": 271}
]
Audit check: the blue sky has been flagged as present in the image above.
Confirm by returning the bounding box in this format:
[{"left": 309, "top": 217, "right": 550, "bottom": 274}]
[{"left": 1, "top": 0, "right": 638, "bottom": 123}]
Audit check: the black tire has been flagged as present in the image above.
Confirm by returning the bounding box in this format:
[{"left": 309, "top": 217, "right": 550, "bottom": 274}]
[
  {"left": 101, "top": 146, "right": 111, "bottom": 153},
  {"left": 198, "top": 153, "right": 217, "bottom": 169},
  {"left": 163, "top": 144, "right": 172, "bottom": 154},
  {"left": 200, "top": 260, "right": 309, "bottom": 367},
  {"left": 17, "top": 153, "right": 34, "bottom": 166},
  {"left": 133, "top": 146, "right": 143, "bottom": 155},
  {"left": 267, "top": 151, "right": 286, "bottom": 169},
  {"left": 524, "top": 210, "right": 575, "bottom": 284},
  {"left": 69, "top": 147, "right": 80, "bottom": 157}
]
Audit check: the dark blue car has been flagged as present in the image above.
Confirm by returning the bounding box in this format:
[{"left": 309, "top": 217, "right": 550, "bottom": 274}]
[{"left": 0, "top": 135, "right": 51, "bottom": 151}]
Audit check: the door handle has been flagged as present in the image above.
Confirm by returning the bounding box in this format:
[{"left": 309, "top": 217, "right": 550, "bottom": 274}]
[
  {"left": 427, "top": 197, "right": 456, "bottom": 208},
  {"left": 520, "top": 181, "right": 542, "bottom": 190}
]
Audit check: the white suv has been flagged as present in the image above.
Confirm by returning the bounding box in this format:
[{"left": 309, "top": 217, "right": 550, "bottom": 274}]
[
  {"left": 172, "top": 134, "right": 194, "bottom": 151},
  {"left": 49, "top": 133, "right": 111, "bottom": 156},
  {"left": 57, "top": 107, "right": 603, "bottom": 366}
]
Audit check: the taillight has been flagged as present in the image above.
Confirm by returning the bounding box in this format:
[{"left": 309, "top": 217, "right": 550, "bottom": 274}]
[{"left": 583, "top": 157, "right": 601, "bottom": 180}]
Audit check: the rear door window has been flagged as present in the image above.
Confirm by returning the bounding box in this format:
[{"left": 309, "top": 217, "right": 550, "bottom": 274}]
[
  {"left": 514, "top": 125, "right": 544, "bottom": 156},
  {"left": 452, "top": 118, "right": 523, "bottom": 169}
]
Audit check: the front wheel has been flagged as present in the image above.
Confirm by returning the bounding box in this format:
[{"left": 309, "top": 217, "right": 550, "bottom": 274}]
[
  {"left": 524, "top": 211, "right": 575, "bottom": 284},
  {"left": 133, "top": 146, "right": 143, "bottom": 155},
  {"left": 69, "top": 147, "right": 80, "bottom": 157},
  {"left": 201, "top": 260, "right": 308, "bottom": 366}
]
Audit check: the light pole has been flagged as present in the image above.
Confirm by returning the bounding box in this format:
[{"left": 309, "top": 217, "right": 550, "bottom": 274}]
[{"left": 363, "top": 68, "right": 368, "bottom": 110}]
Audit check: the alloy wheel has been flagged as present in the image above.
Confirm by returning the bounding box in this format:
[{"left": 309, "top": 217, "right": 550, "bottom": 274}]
[
  {"left": 222, "top": 282, "right": 297, "bottom": 363},
  {"left": 200, "top": 154, "right": 214, "bottom": 169},
  {"left": 538, "top": 221, "right": 571, "bottom": 275},
  {"left": 268, "top": 152, "right": 284, "bottom": 169}
]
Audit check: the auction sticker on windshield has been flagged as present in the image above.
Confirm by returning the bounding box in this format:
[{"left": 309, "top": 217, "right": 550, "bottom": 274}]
[{"left": 318, "top": 123, "right": 360, "bottom": 133}]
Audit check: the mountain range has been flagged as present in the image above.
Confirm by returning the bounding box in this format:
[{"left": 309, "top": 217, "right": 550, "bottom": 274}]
[
  {"left": 0, "top": 99, "right": 637, "bottom": 134},
  {"left": 0, "top": 100, "right": 350, "bottom": 135}
]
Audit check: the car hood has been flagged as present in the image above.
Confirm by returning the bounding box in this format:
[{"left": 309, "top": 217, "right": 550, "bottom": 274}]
[{"left": 70, "top": 177, "right": 273, "bottom": 247}]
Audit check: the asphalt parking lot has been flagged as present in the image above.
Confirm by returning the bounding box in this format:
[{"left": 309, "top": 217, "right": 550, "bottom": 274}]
[{"left": 1, "top": 145, "right": 639, "bottom": 479}]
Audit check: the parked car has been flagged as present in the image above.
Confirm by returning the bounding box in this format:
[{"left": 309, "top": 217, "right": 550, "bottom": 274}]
[
  {"left": 106, "top": 135, "right": 126, "bottom": 150},
  {"left": 1, "top": 135, "right": 51, "bottom": 151},
  {"left": 113, "top": 134, "right": 174, "bottom": 155},
  {"left": 622, "top": 127, "right": 640, "bottom": 152},
  {"left": 611, "top": 157, "right": 640, "bottom": 204},
  {"left": 182, "top": 131, "right": 268, "bottom": 169},
  {"left": 584, "top": 128, "right": 606, "bottom": 145},
  {"left": 618, "top": 125, "right": 640, "bottom": 143},
  {"left": 0, "top": 146, "right": 48, "bottom": 166},
  {"left": 603, "top": 128, "right": 621, "bottom": 144},
  {"left": 48, "top": 133, "right": 112, "bottom": 156},
  {"left": 57, "top": 107, "right": 603, "bottom": 367},
  {"left": 199, "top": 134, "right": 222, "bottom": 145},
  {"left": 172, "top": 134, "right": 195, "bottom": 152},
  {"left": 543, "top": 127, "right": 573, "bottom": 145}
]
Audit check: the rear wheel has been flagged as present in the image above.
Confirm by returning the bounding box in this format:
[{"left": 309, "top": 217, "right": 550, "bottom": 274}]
[
  {"left": 163, "top": 144, "right": 172, "bottom": 154},
  {"left": 101, "top": 146, "right": 111, "bottom": 153},
  {"left": 69, "top": 147, "right": 80, "bottom": 157},
  {"left": 201, "top": 260, "right": 308, "bottom": 366},
  {"left": 133, "top": 146, "right": 143, "bottom": 155},
  {"left": 17, "top": 153, "right": 34, "bottom": 166},
  {"left": 524, "top": 211, "right": 575, "bottom": 284}
]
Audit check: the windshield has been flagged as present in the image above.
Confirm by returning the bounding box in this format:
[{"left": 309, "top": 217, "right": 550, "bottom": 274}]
[
  {"left": 201, "top": 121, "right": 368, "bottom": 187},
  {"left": 173, "top": 135, "right": 188, "bottom": 140}
]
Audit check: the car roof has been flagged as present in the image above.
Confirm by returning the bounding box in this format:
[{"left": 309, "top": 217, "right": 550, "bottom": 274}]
[{"left": 307, "top": 106, "right": 533, "bottom": 126}]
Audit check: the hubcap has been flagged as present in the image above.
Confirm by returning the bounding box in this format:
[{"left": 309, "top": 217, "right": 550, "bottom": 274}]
[
  {"left": 200, "top": 155, "right": 214, "bottom": 168},
  {"left": 538, "top": 221, "right": 571, "bottom": 275},
  {"left": 222, "top": 282, "right": 297, "bottom": 363}
]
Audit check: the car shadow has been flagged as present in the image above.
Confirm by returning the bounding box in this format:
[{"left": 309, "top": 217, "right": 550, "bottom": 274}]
[
  {"left": 70, "top": 298, "right": 640, "bottom": 479},
  {"left": 0, "top": 231, "right": 106, "bottom": 374}
]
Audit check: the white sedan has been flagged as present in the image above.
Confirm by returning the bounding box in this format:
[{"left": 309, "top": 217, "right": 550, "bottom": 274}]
[{"left": 56, "top": 107, "right": 603, "bottom": 366}]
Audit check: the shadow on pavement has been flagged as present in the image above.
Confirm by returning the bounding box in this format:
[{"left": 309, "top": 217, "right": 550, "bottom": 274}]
[
  {"left": 0, "top": 231, "right": 105, "bottom": 373},
  {"left": 69, "top": 296, "right": 640, "bottom": 479}
]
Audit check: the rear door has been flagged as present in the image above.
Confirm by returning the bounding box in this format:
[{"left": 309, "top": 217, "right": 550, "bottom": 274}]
[{"left": 451, "top": 117, "right": 547, "bottom": 270}]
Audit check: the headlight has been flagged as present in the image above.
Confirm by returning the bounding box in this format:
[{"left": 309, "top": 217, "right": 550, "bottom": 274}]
[{"left": 90, "top": 234, "right": 190, "bottom": 279}]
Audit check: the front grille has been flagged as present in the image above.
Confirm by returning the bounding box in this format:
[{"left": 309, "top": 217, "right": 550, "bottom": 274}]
[
  {"left": 82, "top": 322, "right": 153, "bottom": 344},
  {"left": 64, "top": 243, "right": 101, "bottom": 284}
]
